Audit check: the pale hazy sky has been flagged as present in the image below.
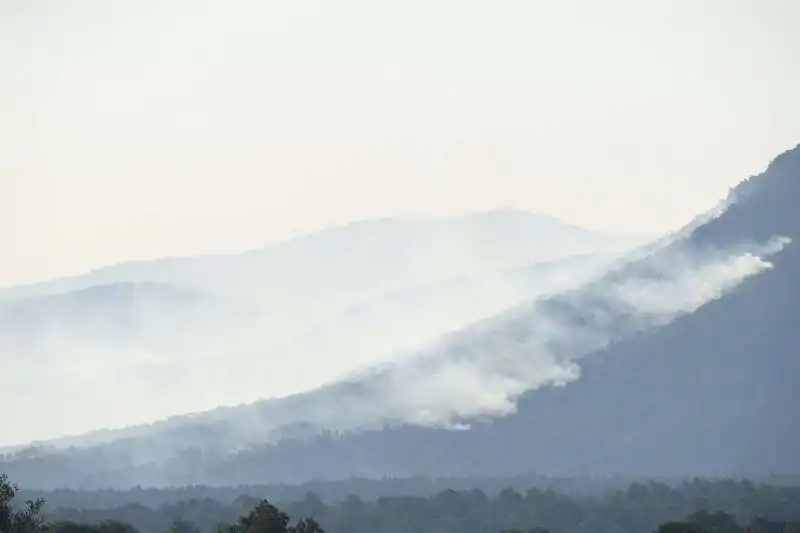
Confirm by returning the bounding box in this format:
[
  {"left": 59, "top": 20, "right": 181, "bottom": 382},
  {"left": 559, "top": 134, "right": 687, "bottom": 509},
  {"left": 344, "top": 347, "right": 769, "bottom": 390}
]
[{"left": 2, "top": 0, "right": 799, "bottom": 287}]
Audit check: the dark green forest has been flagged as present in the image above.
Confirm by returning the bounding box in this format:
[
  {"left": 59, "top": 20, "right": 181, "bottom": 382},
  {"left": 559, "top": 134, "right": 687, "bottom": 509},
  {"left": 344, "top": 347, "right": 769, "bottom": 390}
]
[{"left": 3, "top": 473, "right": 800, "bottom": 533}]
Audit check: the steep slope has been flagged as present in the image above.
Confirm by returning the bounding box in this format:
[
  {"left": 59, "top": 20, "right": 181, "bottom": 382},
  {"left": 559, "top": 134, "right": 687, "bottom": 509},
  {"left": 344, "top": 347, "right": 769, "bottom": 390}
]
[
  {"left": 229, "top": 143, "right": 796, "bottom": 482},
  {"left": 3, "top": 146, "right": 797, "bottom": 488},
  {"left": 252, "top": 143, "right": 798, "bottom": 481}
]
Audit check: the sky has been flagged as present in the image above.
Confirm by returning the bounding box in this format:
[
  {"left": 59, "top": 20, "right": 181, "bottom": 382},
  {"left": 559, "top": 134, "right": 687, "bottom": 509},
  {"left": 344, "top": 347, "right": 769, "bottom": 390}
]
[{"left": 2, "top": 0, "right": 800, "bottom": 287}]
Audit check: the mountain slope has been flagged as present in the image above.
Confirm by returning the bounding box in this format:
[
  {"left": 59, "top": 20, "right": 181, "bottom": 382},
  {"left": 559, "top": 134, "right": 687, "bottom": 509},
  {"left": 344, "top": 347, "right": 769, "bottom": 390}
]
[
  {"left": 3, "top": 145, "right": 797, "bottom": 488},
  {"left": 243, "top": 144, "right": 799, "bottom": 481},
  {"left": 0, "top": 251, "right": 622, "bottom": 450},
  {"left": 0, "top": 210, "right": 645, "bottom": 450},
  {"left": 279, "top": 143, "right": 799, "bottom": 480},
  {"left": 187, "top": 143, "right": 798, "bottom": 483}
]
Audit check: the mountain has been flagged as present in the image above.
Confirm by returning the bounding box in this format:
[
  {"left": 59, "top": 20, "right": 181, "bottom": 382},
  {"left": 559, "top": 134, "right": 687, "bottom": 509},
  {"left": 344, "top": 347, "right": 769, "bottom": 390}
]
[
  {"left": 3, "top": 145, "right": 797, "bottom": 488},
  {"left": 0, "top": 209, "right": 646, "bottom": 320},
  {"left": 223, "top": 144, "right": 797, "bottom": 482},
  {"left": 277, "top": 252, "right": 621, "bottom": 375},
  {"left": 0, "top": 282, "right": 258, "bottom": 356},
  {"left": 0, "top": 282, "right": 267, "bottom": 449},
  {"left": 268, "top": 144, "right": 798, "bottom": 481},
  {"left": 0, "top": 210, "right": 644, "bottom": 450},
  {"left": 0, "top": 252, "right": 620, "bottom": 454}
]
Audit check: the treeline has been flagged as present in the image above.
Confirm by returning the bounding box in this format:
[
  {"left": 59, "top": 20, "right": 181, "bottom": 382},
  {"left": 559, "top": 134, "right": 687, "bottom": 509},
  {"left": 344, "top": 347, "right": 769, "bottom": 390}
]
[
  {"left": 11, "top": 475, "right": 705, "bottom": 511},
  {"left": 16, "top": 476, "right": 800, "bottom": 511},
  {"left": 2, "top": 474, "right": 323, "bottom": 533},
  {"left": 7, "top": 476, "right": 800, "bottom": 533}
]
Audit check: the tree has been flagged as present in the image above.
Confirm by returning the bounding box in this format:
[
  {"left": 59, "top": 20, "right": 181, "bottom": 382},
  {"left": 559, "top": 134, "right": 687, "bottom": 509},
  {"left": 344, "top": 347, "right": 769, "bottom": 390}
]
[
  {"left": 291, "top": 519, "right": 325, "bottom": 533},
  {"left": 228, "top": 500, "right": 291, "bottom": 533},
  {"left": 685, "top": 511, "right": 743, "bottom": 533},
  {"left": 10, "top": 499, "right": 46, "bottom": 533},
  {"left": 1, "top": 474, "right": 45, "bottom": 533},
  {"left": 166, "top": 519, "right": 201, "bottom": 533},
  {"left": 658, "top": 522, "right": 708, "bottom": 533},
  {"left": 1, "top": 474, "right": 15, "bottom": 533}
]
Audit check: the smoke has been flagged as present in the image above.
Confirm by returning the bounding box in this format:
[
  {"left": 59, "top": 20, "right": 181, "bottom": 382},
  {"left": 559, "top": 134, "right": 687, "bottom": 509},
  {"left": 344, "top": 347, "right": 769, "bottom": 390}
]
[
  {"left": 0, "top": 249, "right": 623, "bottom": 448},
  {"left": 0, "top": 202, "right": 790, "bottom": 456},
  {"left": 214, "top": 234, "right": 791, "bottom": 442},
  {"left": 7, "top": 234, "right": 788, "bottom": 455}
]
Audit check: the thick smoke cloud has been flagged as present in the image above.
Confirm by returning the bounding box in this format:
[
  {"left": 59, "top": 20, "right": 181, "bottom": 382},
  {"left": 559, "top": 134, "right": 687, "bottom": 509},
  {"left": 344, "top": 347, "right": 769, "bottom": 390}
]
[{"left": 209, "top": 234, "right": 791, "bottom": 447}]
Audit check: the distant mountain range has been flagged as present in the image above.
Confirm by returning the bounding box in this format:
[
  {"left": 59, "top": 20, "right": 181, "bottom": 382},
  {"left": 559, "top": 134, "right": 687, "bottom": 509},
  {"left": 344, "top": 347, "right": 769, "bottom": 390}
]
[
  {"left": 0, "top": 209, "right": 645, "bottom": 451},
  {"left": 0, "top": 209, "right": 644, "bottom": 308},
  {"left": 0, "top": 282, "right": 258, "bottom": 358},
  {"left": 2, "top": 144, "right": 797, "bottom": 489},
  {"left": 0, "top": 210, "right": 644, "bottom": 363}
]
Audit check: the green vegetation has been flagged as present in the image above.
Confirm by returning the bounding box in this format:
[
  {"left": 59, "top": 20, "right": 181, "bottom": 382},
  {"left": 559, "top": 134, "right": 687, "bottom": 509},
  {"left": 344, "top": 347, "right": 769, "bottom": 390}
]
[
  {"left": 2, "top": 474, "right": 318, "bottom": 533},
  {"left": 3, "top": 473, "right": 800, "bottom": 533}
]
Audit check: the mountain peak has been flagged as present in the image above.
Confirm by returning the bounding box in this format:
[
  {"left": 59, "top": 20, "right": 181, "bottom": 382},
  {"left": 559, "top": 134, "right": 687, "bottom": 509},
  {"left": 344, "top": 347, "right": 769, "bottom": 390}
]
[
  {"left": 766, "top": 142, "right": 800, "bottom": 172},
  {"left": 688, "top": 143, "right": 800, "bottom": 249},
  {"left": 728, "top": 143, "right": 800, "bottom": 202}
]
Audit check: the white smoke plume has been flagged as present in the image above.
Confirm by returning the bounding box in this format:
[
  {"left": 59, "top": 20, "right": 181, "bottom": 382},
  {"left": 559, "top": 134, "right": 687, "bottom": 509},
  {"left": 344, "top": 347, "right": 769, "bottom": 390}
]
[
  {"left": 209, "top": 234, "right": 791, "bottom": 445},
  {"left": 0, "top": 251, "right": 620, "bottom": 448},
  {"left": 0, "top": 215, "right": 790, "bottom": 456}
]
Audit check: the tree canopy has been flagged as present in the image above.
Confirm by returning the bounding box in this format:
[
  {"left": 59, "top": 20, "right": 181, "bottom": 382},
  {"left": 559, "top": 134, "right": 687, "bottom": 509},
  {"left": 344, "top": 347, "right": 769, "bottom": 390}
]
[{"left": 3, "top": 473, "right": 799, "bottom": 533}]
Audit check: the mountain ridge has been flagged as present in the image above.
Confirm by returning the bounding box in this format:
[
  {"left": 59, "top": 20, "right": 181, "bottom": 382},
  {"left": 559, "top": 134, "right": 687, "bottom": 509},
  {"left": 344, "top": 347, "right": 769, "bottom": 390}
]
[
  {"left": 1, "top": 210, "right": 646, "bottom": 450},
  {"left": 3, "top": 144, "right": 797, "bottom": 487},
  {"left": 0, "top": 208, "right": 646, "bottom": 301}
]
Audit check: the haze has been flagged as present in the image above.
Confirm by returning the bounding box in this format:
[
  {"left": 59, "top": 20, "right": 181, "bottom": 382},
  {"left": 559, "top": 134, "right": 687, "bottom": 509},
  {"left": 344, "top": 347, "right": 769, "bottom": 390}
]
[
  {"left": 2, "top": 0, "right": 800, "bottom": 286},
  {"left": 2, "top": 1, "right": 800, "bottom": 449}
]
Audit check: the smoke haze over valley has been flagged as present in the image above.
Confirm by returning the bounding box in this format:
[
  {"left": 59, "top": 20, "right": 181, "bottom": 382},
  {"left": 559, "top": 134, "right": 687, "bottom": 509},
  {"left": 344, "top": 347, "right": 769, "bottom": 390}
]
[
  {"left": 2, "top": 0, "right": 800, "bottom": 500},
  {"left": 2, "top": 143, "right": 799, "bottom": 489},
  {"left": 0, "top": 211, "right": 646, "bottom": 446}
]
